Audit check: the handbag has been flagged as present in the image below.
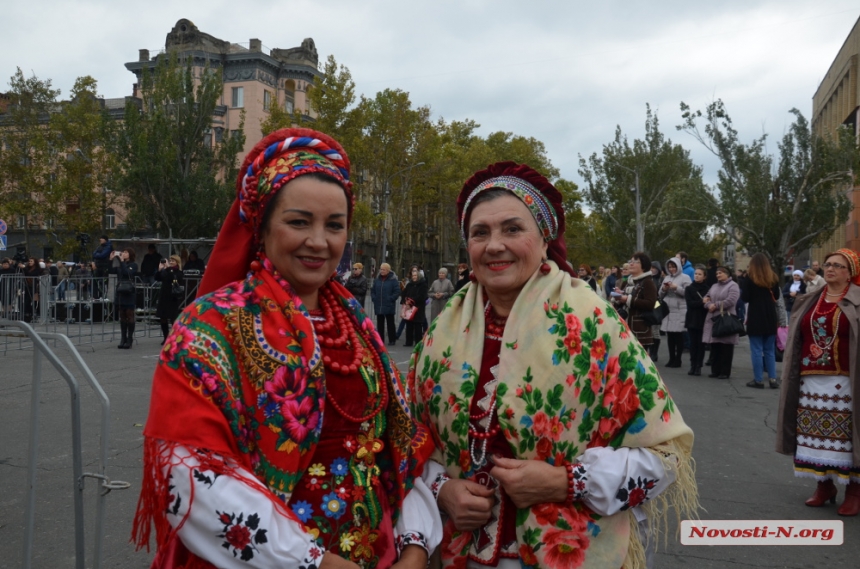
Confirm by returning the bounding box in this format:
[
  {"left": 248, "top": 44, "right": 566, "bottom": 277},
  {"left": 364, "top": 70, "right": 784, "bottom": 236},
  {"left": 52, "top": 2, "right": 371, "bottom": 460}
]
[
  {"left": 711, "top": 306, "right": 746, "bottom": 337},
  {"left": 116, "top": 280, "right": 134, "bottom": 294},
  {"left": 642, "top": 299, "right": 670, "bottom": 326},
  {"left": 171, "top": 279, "right": 185, "bottom": 297},
  {"left": 400, "top": 303, "right": 418, "bottom": 321}
]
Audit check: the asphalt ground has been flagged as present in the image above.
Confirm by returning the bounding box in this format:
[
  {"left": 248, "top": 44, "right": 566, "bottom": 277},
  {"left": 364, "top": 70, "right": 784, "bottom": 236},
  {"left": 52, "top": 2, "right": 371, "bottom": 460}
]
[{"left": 1, "top": 322, "right": 858, "bottom": 568}]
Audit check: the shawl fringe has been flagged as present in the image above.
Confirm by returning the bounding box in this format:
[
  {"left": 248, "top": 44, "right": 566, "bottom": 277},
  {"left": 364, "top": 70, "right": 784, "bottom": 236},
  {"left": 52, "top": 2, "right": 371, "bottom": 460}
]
[
  {"left": 622, "top": 438, "right": 700, "bottom": 569},
  {"left": 132, "top": 437, "right": 295, "bottom": 556}
]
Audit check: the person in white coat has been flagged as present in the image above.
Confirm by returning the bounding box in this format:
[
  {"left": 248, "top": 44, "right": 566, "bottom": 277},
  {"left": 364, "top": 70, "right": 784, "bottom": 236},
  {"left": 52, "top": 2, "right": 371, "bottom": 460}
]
[{"left": 660, "top": 257, "right": 692, "bottom": 368}]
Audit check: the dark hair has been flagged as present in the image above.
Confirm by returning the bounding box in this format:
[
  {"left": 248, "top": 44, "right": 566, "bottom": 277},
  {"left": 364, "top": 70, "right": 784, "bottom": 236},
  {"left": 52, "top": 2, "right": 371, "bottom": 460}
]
[
  {"left": 259, "top": 172, "right": 347, "bottom": 237},
  {"left": 708, "top": 258, "right": 719, "bottom": 267},
  {"left": 147, "top": 244, "right": 156, "bottom": 250},
  {"left": 677, "top": 251, "right": 688, "bottom": 262},
  {"left": 123, "top": 248, "right": 136, "bottom": 262},
  {"left": 631, "top": 251, "right": 651, "bottom": 270},
  {"left": 666, "top": 259, "right": 678, "bottom": 270},
  {"left": 716, "top": 266, "right": 731, "bottom": 277},
  {"left": 100, "top": 235, "right": 109, "bottom": 241}
]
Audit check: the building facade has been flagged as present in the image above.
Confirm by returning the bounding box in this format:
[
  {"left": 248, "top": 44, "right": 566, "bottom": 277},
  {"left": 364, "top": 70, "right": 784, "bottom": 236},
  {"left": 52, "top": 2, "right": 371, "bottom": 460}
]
[
  {"left": 124, "top": 18, "right": 322, "bottom": 157},
  {"left": 810, "top": 14, "right": 860, "bottom": 259}
]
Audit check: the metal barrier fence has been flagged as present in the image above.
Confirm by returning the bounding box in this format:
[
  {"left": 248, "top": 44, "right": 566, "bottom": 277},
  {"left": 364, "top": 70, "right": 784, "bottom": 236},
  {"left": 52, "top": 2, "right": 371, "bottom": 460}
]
[
  {"left": 0, "top": 320, "right": 130, "bottom": 569},
  {"left": 0, "top": 273, "right": 203, "bottom": 352}
]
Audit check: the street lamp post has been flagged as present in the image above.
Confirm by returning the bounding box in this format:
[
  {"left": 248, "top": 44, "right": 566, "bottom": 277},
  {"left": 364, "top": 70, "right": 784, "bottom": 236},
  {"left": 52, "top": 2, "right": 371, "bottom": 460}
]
[
  {"left": 606, "top": 160, "right": 644, "bottom": 252},
  {"left": 379, "top": 162, "right": 425, "bottom": 265}
]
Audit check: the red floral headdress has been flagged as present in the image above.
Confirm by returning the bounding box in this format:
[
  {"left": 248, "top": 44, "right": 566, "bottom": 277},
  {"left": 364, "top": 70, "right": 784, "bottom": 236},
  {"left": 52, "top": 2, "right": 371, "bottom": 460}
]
[
  {"left": 456, "top": 161, "right": 576, "bottom": 276},
  {"left": 198, "top": 128, "right": 353, "bottom": 297}
]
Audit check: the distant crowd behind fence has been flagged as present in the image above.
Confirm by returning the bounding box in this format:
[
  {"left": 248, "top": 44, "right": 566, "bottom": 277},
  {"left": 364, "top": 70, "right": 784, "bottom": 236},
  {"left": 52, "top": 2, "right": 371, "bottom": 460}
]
[{"left": 0, "top": 272, "right": 203, "bottom": 352}]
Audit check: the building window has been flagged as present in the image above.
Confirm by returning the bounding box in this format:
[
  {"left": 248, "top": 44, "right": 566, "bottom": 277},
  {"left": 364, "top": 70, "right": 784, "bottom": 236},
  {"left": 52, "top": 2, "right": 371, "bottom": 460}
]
[
  {"left": 263, "top": 90, "right": 273, "bottom": 111},
  {"left": 105, "top": 208, "right": 116, "bottom": 230},
  {"left": 231, "top": 86, "right": 244, "bottom": 108},
  {"left": 214, "top": 127, "right": 224, "bottom": 143},
  {"left": 284, "top": 80, "right": 295, "bottom": 114},
  {"left": 17, "top": 214, "right": 26, "bottom": 229}
]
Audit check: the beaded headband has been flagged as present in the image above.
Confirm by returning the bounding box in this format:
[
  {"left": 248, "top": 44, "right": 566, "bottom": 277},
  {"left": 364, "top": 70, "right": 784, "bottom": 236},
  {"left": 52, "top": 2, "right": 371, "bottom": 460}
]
[
  {"left": 238, "top": 133, "right": 352, "bottom": 237},
  {"left": 459, "top": 175, "right": 559, "bottom": 242}
]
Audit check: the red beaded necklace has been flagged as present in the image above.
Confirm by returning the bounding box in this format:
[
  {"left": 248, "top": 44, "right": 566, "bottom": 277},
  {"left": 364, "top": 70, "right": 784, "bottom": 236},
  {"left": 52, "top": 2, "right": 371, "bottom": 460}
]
[
  {"left": 261, "top": 258, "right": 389, "bottom": 423},
  {"left": 814, "top": 285, "right": 850, "bottom": 316}
]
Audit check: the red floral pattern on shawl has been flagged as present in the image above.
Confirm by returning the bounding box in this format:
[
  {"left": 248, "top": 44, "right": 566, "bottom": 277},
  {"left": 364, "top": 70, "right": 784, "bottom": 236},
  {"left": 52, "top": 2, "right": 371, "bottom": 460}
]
[{"left": 133, "top": 268, "right": 433, "bottom": 566}]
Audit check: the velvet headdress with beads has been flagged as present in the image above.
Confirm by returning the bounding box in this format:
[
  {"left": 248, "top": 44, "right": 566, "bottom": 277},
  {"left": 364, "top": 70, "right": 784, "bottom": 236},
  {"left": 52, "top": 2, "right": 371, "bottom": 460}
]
[
  {"left": 826, "top": 248, "right": 860, "bottom": 286},
  {"left": 456, "top": 161, "right": 576, "bottom": 277},
  {"left": 198, "top": 128, "right": 353, "bottom": 297}
]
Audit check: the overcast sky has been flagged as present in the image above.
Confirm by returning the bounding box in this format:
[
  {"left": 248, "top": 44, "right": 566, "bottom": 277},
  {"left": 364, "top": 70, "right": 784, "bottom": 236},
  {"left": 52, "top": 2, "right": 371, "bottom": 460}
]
[{"left": 3, "top": 1, "right": 858, "bottom": 187}]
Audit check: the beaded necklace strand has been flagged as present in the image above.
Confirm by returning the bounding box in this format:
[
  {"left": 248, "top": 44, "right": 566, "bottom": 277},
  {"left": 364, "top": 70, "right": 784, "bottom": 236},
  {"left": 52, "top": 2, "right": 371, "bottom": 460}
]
[
  {"left": 468, "top": 301, "right": 508, "bottom": 467},
  {"left": 808, "top": 285, "right": 849, "bottom": 363},
  {"left": 263, "top": 258, "right": 389, "bottom": 423}
]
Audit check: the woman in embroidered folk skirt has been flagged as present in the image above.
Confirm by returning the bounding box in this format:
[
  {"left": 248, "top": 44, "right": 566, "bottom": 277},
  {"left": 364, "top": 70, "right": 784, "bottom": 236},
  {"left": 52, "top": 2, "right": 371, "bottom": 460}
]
[
  {"left": 133, "top": 128, "right": 441, "bottom": 569},
  {"left": 777, "top": 248, "right": 860, "bottom": 516},
  {"left": 408, "top": 162, "right": 698, "bottom": 569}
]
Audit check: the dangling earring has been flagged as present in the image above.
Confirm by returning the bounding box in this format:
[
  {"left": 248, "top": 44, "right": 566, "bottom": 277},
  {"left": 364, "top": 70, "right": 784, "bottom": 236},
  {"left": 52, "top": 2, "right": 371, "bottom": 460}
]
[
  {"left": 250, "top": 252, "right": 263, "bottom": 272},
  {"left": 540, "top": 258, "right": 551, "bottom": 275},
  {"left": 469, "top": 272, "right": 478, "bottom": 283}
]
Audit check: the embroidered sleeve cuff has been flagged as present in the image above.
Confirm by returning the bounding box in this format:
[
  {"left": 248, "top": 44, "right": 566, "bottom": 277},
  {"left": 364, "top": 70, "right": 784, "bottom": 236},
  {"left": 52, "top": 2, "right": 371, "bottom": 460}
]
[
  {"left": 301, "top": 541, "right": 326, "bottom": 569},
  {"left": 430, "top": 471, "right": 451, "bottom": 502},
  {"left": 568, "top": 462, "right": 588, "bottom": 502},
  {"left": 396, "top": 530, "right": 429, "bottom": 558}
]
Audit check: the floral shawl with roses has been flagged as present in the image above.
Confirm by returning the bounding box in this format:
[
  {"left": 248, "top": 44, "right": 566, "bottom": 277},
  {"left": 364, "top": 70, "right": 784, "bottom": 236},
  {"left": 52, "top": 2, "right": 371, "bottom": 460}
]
[
  {"left": 133, "top": 267, "right": 434, "bottom": 566},
  {"left": 408, "top": 261, "right": 697, "bottom": 569}
]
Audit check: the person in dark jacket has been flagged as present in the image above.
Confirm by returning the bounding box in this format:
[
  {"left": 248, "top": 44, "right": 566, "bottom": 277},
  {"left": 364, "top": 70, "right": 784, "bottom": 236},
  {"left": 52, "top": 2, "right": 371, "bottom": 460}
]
[
  {"left": 155, "top": 255, "right": 184, "bottom": 344},
  {"left": 140, "top": 244, "right": 163, "bottom": 285},
  {"left": 23, "top": 257, "right": 43, "bottom": 322},
  {"left": 454, "top": 263, "right": 471, "bottom": 292},
  {"left": 110, "top": 248, "right": 138, "bottom": 349},
  {"left": 648, "top": 260, "right": 664, "bottom": 361},
  {"left": 371, "top": 263, "right": 400, "bottom": 345},
  {"left": 618, "top": 252, "right": 658, "bottom": 347},
  {"left": 577, "top": 264, "right": 598, "bottom": 292},
  {"left": 603, "top": 264, "right": 619, "bottom": 298},
  {"left": 684, "top": 266, "right": 710, "bottom": 376},
  {"left": 93, "top": 235, "right": 114, "bottom": 298},
  {"left": 344, "top": 262, "right": 368, "bottom": 306},
  {"left": 782, "top": 269, "right": 806, "bottom": 318},
  {"left": 705, "top": 258, "right": 719, "bottom": 288},
  {"left": 740, "top": 253, "right": 782, "bottom": 388},
  {"left": 401, "top": 267, "right": 428, "bottom": 347}
]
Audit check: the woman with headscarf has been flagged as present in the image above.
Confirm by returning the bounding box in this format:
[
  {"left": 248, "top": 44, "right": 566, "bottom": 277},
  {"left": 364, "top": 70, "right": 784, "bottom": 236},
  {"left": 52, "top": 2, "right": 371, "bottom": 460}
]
[
  {"left": 429, "top": 267, "right": 455, "bottom": 322},
  {"left": 154, "top": 255, "right": 184, "bottom": 345},
  {"left": 110, "top": 248, "right": 138, "bottom": 349},
  {"left": 783, "top": 270, "right": 807, "bottom": 318},
  {"left": 409, "top": 162, "right": 698, "bottom": 569},
  {"left": 659, "top": 257, "right": 691, "bottom": 369},
  {"left": 133, "top": 128, "right": 441, "bottom": 569},
  {"left": 740, "top": 253, "right": 782, "bottom": 389},
  {"left": 702, "top": 266, "right": 741, "bottom": 379},
  {"left": 777, "top": 249, "right": 860, "bottom": 517}
]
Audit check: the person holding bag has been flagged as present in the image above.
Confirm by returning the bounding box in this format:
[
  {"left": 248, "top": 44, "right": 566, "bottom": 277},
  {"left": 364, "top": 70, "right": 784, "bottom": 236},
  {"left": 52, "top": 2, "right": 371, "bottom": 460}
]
[
  {"left": 110, "top": 248, "right": 138, "bottom": 349},
  {"left": 154, "top": 255, "right": 184, "bottom": 345},
  {"left": 401, "top": 266, "right": 428, "bottom": 347},
  {"left": 740, "top": 253, "right": 782, "bottom": 388},
  {"left": 702, "top": 266, "right": 741, "bottom": 379}
]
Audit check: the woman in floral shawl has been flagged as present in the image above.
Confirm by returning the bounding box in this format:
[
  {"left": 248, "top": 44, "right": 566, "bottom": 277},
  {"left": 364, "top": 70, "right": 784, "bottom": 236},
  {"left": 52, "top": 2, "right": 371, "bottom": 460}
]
[
  {"left": 133, "top": 128, "right": 441, "bottom": 569},
  {"left": 409, "top": 162, "right": 698, "bottom": 569}
]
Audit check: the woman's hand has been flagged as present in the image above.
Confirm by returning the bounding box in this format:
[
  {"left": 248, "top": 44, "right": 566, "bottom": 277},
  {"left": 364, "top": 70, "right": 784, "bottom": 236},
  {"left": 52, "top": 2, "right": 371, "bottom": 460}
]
[
  {"left": 436, "top": 478, "right": 495, "bottom": 531},
  {"left": 489, "top": 456, "right": 568, "bottom": 509},
  {"left": 319, "top": 552, "right": 361, "bottom": 569},
  {"left": 708, "top": 304, "right": 717, "bottom": 312},
  {"left": 390, "top": 545, "right": 428, "bottom": 569},
  {"left": 620, "top": 295, "right": 628, "bottom": 303}
]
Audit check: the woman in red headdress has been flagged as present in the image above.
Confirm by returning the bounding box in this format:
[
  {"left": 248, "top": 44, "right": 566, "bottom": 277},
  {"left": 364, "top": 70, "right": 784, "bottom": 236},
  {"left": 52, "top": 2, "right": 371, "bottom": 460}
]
[
  {"left": 133, "top": 128, "right": 440, "bottom": 569},
  {"left": 408, "top": 162, "right": 698, "bottom": 569},
  {"left": 777, "top": 248, "right": 860, "bottom": 516}
]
